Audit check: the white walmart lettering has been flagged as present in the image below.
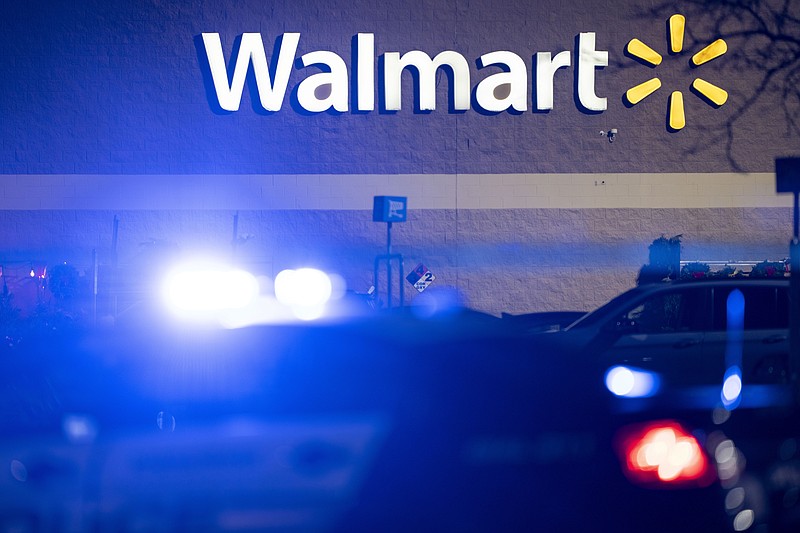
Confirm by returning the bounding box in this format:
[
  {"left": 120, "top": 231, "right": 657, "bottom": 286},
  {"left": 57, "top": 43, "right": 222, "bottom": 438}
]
[{"left": 200, "top": 32, "right": 608, "bottom": 113}]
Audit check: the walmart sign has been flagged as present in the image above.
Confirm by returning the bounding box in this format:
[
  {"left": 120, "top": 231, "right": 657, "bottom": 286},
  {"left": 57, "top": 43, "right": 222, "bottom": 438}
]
[
  {"left": 201, "top": 14, "right": 728, "bottom": 131},
  {"left": 200, "top": 32, "right": 609, "bottom": 113}
]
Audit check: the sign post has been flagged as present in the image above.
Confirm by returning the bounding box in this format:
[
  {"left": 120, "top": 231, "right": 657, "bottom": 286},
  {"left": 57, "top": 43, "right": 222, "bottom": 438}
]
[
  {"left": 776, "top": 158, "right": 800, "bottom": 400},
  {"left": 372, "top": 196, "right": 407, "bottom": 308}
]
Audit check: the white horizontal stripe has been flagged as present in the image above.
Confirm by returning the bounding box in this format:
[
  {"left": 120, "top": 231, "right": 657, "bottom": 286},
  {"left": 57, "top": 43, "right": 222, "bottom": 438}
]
[{"left": 0, "top": 173, "right": 788, "bottom": 210}]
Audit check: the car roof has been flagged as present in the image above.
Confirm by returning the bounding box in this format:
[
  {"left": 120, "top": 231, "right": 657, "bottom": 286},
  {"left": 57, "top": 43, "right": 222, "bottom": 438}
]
[{"left": 565, "top": 277, "right": 789, "bottom": 330}]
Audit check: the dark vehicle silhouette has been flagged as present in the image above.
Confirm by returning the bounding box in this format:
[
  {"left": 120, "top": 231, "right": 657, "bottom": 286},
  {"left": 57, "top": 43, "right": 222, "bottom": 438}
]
[
  {"left": 0, "top": 307, "right": 797, "bottom": 531},
  {"left": 535, "top": 278, "right": 800, "bottom": 531},
  {"left": 548, "top": 279, "right": 791, "bottom": 393}
]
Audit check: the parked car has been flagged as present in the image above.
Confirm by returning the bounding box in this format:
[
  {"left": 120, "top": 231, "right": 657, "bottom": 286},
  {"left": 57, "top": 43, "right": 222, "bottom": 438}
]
[
  {"left": 545, "top": 278, "right": 792, "bottom": 397},
  {"left": 537, "top": 277, "right": 800, "bottom": 531}
]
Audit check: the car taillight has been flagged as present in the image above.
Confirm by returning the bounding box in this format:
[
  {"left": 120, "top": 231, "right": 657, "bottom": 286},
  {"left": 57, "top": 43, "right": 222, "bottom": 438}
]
[{"left": 616, "top": 421, "right": 716, "bottom": 488}]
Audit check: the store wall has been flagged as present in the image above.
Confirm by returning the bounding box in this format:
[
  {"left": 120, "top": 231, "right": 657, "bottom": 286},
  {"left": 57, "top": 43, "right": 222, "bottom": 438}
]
[{"left": 0, "top": 0, "right": 797, "bottom": 315}]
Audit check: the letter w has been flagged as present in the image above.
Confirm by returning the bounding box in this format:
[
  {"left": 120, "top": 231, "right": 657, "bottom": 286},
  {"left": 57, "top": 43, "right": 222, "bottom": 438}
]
[{"left": 201, "top": 33, "right": 299, "bottom": 112}]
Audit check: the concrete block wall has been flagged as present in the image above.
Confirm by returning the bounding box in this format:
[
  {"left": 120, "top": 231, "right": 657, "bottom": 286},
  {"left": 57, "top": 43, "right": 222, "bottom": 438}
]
[
  {"left": 0, "top": 204, "right": 791, "bottom": 316},
  {"left": 1, "top": 0, "right": 796, "bottom": 176}
]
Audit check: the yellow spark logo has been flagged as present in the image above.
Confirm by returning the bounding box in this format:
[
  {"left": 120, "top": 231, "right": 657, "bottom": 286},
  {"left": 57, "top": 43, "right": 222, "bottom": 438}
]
[{"left": 625, "top": 14, "right": 728, "bottom": 130}]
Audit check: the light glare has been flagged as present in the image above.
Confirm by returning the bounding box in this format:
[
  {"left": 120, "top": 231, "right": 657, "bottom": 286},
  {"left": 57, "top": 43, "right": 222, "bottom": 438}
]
[
  {"left": 274, "top": 268, "right": 333, "bottom": 320},
  {"left": 605, "top": 365, "right": 660, "bottom": 398},
  {"left": 618, "top": 421, "right": 713, "bottom": 487},
  {"left": 163, "top": 263, "right": 259, "bottom": 318},
  {"left": 629, "top": 426, "right": 705, "bottom": 481},
  {"left": 733, "top": 509, "right": 754, "bottom": 531},
  {"left": 722, "top": 366, "right": 743, "bottom": 408},
  {"left": 726, "top": 487, "right": 746, "bottom": 511}
]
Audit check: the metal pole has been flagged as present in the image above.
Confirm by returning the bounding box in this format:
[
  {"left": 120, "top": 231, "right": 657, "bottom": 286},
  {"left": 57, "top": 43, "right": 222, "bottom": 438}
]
[
  {"left": 111, "top": 215, "right": 119, "bottom": 320},
  {"left": 92, "top": 249, "right": 98, "bottom": 326},
  {"left": 399, "top": 257, "right": 404, "bottom": 307},
  {"left": 387, "top": 222, "right": 392, "bottom": 306},
  {"left": 791, "top": 193, "right": 800, "bottom": 392},
  {"left": 775, "top": 161, "right": 800, "bottom": 399},
  {"left": 111, "top": 215, "right": 119, "bottom": 265},
  {"left": 232, "top": 211, "right": 239, "bottom": 257}
]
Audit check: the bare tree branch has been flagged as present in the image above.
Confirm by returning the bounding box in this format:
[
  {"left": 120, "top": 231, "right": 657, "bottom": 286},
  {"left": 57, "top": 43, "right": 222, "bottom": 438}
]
[{"left": 634, "top": 0, "right": 800, "bottom": 168}]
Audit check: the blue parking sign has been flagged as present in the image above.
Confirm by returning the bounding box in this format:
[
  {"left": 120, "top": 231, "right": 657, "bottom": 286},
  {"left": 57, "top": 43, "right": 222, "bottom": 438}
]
[{"left": 373, "top": 196, "right": 407, "bottom": 222}]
